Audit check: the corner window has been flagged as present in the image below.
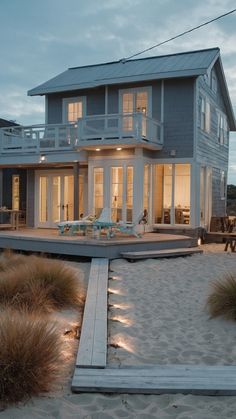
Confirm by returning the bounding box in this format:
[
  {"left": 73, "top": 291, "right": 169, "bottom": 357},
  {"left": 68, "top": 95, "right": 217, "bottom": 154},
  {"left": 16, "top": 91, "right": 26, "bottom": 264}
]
[{"left": 200, "top": 96, "right": 211, "bottom": 133}]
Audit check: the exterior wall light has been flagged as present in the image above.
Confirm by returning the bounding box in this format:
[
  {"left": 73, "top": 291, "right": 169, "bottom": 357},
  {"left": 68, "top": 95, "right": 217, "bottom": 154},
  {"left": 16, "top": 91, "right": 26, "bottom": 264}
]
[
  {"left": 95, "top": 148, "right": 101, "bottom": 151},
  {"left": 39, "top": 154, "right": 46, "bottom": 163},
  {"left": 116, "top": 147, "right": 122, "bottom": 151}
]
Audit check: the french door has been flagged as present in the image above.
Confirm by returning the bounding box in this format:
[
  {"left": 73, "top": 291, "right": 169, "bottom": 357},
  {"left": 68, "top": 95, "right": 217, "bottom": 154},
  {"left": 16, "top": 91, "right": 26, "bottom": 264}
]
[{"left": 36, "top": 171, "right": 74, "bottom": 228}]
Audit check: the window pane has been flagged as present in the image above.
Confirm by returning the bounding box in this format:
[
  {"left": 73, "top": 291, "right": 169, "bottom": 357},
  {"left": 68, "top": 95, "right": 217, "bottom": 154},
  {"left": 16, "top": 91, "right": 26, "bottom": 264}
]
[
  {"left": 126, "top": 166, "right": 133, "bottom": 222},
  {"left": 111, "top": 167, "right": 123, "bottom": 222},
  {"left": 174, "top": 164, "right": 190, "bottom": 224},
  {"left": 94, "top": 168, "right": 103, "bottom": 217},
  {"left": 39, "top": 176, "right": 48, "bottom": 223}
]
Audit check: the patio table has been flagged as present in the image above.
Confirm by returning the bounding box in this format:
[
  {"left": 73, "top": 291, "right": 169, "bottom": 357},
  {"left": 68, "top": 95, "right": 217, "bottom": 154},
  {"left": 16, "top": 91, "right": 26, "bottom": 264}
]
[
  {"left": 0, "top": 208, "right": 20, "bottom": 230},
  {"left": 92, "top": 221, "right": 117, "bottom": 239}
]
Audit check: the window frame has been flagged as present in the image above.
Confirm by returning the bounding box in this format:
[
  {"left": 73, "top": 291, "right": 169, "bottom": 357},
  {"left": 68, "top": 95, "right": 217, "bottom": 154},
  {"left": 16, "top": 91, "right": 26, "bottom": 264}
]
[
  {"left": 200, "top": 95, "right": 211, "bottom": 134},
  {"left": 62, "top": 96, "right": 86, "bottom": 124}
]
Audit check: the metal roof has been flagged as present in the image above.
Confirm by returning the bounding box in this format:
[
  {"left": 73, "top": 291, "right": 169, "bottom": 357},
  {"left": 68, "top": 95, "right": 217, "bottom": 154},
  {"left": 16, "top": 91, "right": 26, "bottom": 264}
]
[{"left": 28, "top": 48, "right": 220, "bottom": 96}]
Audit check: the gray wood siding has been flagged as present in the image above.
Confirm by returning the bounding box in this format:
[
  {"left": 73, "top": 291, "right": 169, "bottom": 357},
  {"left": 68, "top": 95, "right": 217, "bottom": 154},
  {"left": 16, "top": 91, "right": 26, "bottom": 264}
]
[
  {"left": 196, "top": 66, "right": 229, "bottom": 218},
  {"left": 46, "top": 81, "right": 162, "bottom": 122},
  {"left": 155, "top": 78, "right": 194, "bottom": 159},
  {"left": 26, "top": 170, "right": 35, "bottom": 227},
  {"left": 212, "top": 167, "right": 227, "bottom": 216},
  {"left": 196, "top": 72, "right": 228, "bottom": 169}
]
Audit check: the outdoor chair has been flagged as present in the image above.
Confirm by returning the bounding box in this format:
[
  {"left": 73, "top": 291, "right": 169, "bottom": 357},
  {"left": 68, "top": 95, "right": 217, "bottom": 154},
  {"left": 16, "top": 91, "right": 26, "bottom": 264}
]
[
  {"left": 58, "top": 214, "right": 96, "bottom": 235},
  {"left": 115, "top": 211, "right": 146, "bottom": 238}
]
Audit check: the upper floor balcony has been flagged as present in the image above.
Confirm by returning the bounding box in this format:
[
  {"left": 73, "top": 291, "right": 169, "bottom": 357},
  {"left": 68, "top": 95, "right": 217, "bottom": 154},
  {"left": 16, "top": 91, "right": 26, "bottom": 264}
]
[{"left": 0, "top": 113, "right": 163, "bottom": 155}]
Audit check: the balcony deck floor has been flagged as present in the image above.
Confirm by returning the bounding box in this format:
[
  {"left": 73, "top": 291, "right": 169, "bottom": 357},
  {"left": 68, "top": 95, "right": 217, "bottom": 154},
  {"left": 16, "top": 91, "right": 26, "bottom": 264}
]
[{"left": 0, "top": 228, "right": 197, "bottom": 259}]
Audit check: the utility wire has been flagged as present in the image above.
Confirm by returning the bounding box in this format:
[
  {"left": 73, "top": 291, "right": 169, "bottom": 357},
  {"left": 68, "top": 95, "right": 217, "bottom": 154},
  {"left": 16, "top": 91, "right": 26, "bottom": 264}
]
[{"left": 123, "top": 8, "right": 236, "bottom": 61}]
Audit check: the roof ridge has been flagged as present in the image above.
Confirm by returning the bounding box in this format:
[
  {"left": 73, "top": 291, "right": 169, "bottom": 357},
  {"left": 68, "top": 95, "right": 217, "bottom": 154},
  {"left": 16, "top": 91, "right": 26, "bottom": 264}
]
[{"left": 69, "top": 47, "right": 220, "bottom": 70}]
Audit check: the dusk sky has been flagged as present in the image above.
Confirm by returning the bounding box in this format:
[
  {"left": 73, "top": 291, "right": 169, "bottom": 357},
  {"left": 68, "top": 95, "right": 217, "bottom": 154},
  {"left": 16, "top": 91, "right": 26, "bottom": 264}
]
[{"left": 1, "top": 0, "right": 236, "bottom": 181}]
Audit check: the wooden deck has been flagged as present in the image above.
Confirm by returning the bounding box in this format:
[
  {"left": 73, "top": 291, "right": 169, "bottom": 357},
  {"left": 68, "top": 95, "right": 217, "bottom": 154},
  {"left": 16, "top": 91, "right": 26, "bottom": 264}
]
[
  {"left": 0, "top": 228, "right": 197, "bottom": 259},
  {"left": 72, "top": 365, "right": 236, "bottom": 395},
  {"left": 76, "top": 258, "right": 108, "bottom": 368}
]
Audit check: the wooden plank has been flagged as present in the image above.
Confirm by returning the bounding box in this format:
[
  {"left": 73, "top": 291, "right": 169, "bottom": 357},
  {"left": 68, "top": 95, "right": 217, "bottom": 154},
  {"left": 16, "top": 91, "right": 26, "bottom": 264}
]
[
  {"left": 76, "top": 258, "right": 108, "bottom": 368},
  {"left": 121, "top": 247, "right": 203, "bottom": 260},
  {"left": 72, "top": 365, "right": 236, "bottom": 395}
]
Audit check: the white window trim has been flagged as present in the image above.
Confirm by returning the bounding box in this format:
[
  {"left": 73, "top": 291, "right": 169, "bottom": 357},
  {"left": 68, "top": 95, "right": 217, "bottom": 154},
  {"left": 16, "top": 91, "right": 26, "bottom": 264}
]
[
  {"left": 217, "top": 110, "right": 228, "bottom": 147},
  {"left": 62, "top": 96, "right": 86, "bottom": 123},
  {"left": 200, "top": 94, "right": 211, "bottom": 134},
  {"left": 220, "top": 170, "right": 227, "bottom": 200},
  {"left": 119, "top": 86, "right": 152, "bottom": 117}
]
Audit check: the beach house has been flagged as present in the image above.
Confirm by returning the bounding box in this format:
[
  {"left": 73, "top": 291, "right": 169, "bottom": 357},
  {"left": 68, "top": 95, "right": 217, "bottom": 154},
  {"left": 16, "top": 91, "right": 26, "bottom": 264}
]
[{"left": 0, "top": 47, "right": 235, "bottom": 233}]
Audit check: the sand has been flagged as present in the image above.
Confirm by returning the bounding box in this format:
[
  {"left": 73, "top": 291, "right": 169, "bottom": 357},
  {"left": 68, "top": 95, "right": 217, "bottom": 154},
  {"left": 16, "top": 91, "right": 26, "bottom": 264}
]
[{"left": 2, "top": 244, "right": 236, "bottom": 418}]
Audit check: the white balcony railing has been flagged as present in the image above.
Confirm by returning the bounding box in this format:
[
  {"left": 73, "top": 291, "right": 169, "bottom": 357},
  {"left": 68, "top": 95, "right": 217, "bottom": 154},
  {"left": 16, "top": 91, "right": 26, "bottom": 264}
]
[
  {"left": 0, "top": 124, "right": 77, "bottom": 154},
  {"left": 77, "top": 113, "right": 163, "bottom": 149},
  {"left": 0, "top": 113, "right": 163, "bottom": 154}
]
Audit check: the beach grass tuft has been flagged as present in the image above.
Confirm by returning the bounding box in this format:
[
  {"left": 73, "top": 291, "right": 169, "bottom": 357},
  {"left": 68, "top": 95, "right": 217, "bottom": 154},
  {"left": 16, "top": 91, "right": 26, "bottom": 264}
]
[
  {"left": 207, "top": 272, "right": 236, "bottom": 320},
  {"left": 0, "top": 256, "right": 85, "bottom": 313},
  {"left": 0, "top": 309, "right": 64, "bottom": 405}
]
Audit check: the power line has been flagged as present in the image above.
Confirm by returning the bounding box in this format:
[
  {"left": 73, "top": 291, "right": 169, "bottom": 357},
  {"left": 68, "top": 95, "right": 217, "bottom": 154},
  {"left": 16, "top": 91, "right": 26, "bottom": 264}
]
[{"left": 123, "top": 8, "right": 236, "bottom": 61}]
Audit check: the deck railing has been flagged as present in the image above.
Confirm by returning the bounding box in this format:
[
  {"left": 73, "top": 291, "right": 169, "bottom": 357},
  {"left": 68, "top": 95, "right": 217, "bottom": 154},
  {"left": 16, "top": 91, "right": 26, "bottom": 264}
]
[
  {"left": 0, "top": 124, "right": 77, "bottom": 153},
  {"left": 78, "top": 113, "right": 163, "bottom": 148},
  {"left": 0, "top": 113, "right": 163, "bottom": 154}
]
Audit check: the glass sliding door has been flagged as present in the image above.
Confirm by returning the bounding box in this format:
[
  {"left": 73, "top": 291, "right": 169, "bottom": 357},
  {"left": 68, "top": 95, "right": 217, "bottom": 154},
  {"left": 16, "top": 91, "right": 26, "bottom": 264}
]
[
  {"left": 174, "top": 164, "right": 190, "bottom": 224},
  {"left": 36, "top": 171, "right": 75, "bottom": 227},
  {"left": 154, "top": 164, "right": 191, "bottom": 225},
  {"left": 121, "top": 88, "right": 149, "bottom": 136},
  {"left": 126, "top": 166, "right": 133, "bottom": 222},
  {"left": 93, "top": 168, "right": 104, "bottom": 217},
  {"left": 63, "top": 175, "right": 74, "bottom": 221},
  {"left": 39, "top": 176, "right": 48, "bottom": 225},
  {"left": 111, "top": 167, "right": 123, "bottom": 222}
]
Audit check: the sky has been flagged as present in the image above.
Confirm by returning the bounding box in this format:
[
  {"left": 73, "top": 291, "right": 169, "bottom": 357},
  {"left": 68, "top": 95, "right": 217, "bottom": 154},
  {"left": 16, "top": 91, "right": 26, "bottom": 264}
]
[{"left": 0, "top": 0, "right": 236, "bottom": 181}]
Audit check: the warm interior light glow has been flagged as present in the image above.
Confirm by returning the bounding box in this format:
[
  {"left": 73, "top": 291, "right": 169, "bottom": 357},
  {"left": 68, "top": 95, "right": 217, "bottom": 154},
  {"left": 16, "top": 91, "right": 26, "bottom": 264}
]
[
  {"left": 116, "top": 147, "right": 122, "bottom": 151},
  {"left": 95, "top": 148, "right": 101, "bottom": 151},
  {"left": 198, "top": 238, "right": 202, "bottom": 245}
]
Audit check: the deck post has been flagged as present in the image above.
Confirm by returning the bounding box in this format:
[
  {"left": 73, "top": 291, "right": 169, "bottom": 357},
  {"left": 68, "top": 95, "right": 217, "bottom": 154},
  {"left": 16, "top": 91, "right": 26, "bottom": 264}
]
[{"left": 73, "top": 162, "right": 80, "bottom": 220}]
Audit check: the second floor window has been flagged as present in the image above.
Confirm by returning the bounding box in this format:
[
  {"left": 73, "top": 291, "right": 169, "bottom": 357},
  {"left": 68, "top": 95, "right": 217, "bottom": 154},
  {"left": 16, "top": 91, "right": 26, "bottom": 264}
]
[
  {"left": 200, "top": 96, "right": 211, "bottom": 133},
  {"left": 63, "top": 97, "right": 85, "bottom": 123},
  {"left": 217, "top": 112, "right": 228, "bottom": 146},
  {"left": 120, "top": 87, "right": 151, "bottom": 135}
]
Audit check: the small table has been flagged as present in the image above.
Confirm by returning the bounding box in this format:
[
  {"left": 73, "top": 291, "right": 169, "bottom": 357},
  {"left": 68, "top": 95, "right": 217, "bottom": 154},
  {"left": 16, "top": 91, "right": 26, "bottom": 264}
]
[{"left": 0, "top": 209, "right": 20, "bottom": 230}]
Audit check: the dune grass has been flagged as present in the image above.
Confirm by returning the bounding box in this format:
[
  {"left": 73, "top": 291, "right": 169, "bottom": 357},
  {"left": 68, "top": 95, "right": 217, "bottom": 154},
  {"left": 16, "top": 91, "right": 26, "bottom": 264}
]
[
  {"left": 0, "top": 250, "right": 28, "bottom": 272},
  {"left": 0, "top": 254, "right": 85, "bottom": 313},
  {"left": 207, "top": 272, "right": 236, "bottom": 320},
  {"left": 0, "top": 309, "right": 65, "bottom": 405}
]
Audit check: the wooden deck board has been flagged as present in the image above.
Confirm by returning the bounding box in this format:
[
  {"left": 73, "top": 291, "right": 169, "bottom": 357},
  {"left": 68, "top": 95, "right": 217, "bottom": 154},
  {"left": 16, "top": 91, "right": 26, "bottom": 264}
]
[
  {"left": 72, "top": 365, "right": 236, "bottom": 395},
  {"left": 121, "top": 247, "right": 202, "bottom": 260},
  {"left": 76, "top": 258, "right": 108, "bottom": 368}
]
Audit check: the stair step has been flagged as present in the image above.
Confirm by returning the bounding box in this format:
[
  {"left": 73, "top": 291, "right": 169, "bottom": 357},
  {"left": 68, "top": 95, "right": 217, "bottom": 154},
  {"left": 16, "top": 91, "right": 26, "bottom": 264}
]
[{"left": 121, "top": 247, "right": 202, "bottom": 260}]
